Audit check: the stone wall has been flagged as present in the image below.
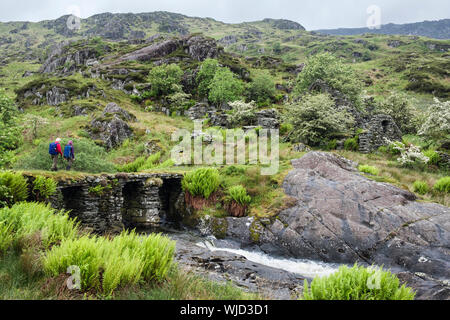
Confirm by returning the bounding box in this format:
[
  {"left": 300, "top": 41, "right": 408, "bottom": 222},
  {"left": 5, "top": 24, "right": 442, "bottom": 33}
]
[{"left": 40, "top": 172, "right": 183, "bottom": 233}]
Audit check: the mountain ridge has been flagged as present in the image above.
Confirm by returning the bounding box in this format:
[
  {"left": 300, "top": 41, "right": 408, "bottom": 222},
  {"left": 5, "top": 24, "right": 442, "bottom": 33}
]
[{"left": 316, "top": 18, "right": 450, "bottom": 40}]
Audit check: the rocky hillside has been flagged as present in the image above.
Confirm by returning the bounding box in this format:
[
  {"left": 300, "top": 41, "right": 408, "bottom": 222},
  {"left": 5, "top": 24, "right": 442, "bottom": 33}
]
[{"left": 316, "top": 19, "right": 450, "bottom": 40}]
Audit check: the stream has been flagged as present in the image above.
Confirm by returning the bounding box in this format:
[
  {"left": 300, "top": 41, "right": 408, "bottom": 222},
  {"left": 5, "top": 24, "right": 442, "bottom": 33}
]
[{"left": 150, "top": 228, "right": 342, "bottom": 299}]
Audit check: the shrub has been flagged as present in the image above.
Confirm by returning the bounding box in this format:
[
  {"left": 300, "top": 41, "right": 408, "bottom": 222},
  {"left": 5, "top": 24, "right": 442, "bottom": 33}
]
[
  {"left": 225, "top": 185, "right": 251, "bottom": 206},
  {"left": 418, "top": 98, "right": 450, "bottom": 142},
  {"left": 344, "top": 137, "right": 359, "bottom": 151},
  {"left": 32, "top": 176, "right": 57, "bottom": 202},
  {"left": 0, "top": 171, "right": 28, "bottom": 207},
  {"left": 413, "top": 181, "right": 429, "bottom": 195},
  {"left": 423, "top": 149, "right": 440, "bottom": 166},
  {"left": 196, "top": 58, "right": 220, "bottom": 98},
  {"left": 14, "top": 139, "right": 116, "bottom": 173},
  {"left": 228, "top": 100, "right": 257, "bottom": 127},
  {"left": 280, "top": 123, "right": 293, "bottom": 136},
  {"left": 116, "top": 152, "right": 162, "bottom": 173},
  {"left": 0, "top": 91, "right": 22, "bottom": 168},
  {"left": 208, "top": 67, "right": 244, "bottom": 105},
  {"left": 294, "top": 52, "right": 363, "bottom": 107},
  {"left": 433, "top": 177, "right": 450, "bottom": 193},
  {"left": 359, "top": 165, "right": 379, "bottom": 176},
  {"left": 247, "top": 70, "right": 276, "bottom": 104},
  {"left": 148, "top": 64, "right": 183, "bottom": 97},
  {"left": 223, "top": 165, "right": 246, "bottom": 176},
  {"left": 0, "top": 202, "right": 79, "bottom": 250},
  {"left": 43, "top": 230, "right": 176, "bottom": 294},
  {"left": 282, "top": 93, "right": 354, "bottom": 146},
  {"left": 385, "top": 139, "right": 430, "bottom": 167},
  {"left": 182, "top": 168, "right": 221, "bottom": 199},
  {"left": 302, "top": 264, "right": 415, "bottom": 300}
]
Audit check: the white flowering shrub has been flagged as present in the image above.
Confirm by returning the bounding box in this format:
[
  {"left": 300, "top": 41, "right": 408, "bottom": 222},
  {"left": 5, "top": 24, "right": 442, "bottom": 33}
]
[
  {"left": 385, "top": 138, "right": 430, "bottom": 167},
  {"left": 228, "top": 100, "right": 257, "bottom": 127},
  {"left": 418, "top": 98, "right": 450, "bottom": 141}
]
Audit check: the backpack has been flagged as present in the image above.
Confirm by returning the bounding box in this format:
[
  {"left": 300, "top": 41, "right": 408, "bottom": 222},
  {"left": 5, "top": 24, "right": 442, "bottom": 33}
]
[
  {"left": 49, "top": 142, "right": 58, "bottom": 156},
  {"left": 64, "top": 145, "right": 73, "bottom": 159}
]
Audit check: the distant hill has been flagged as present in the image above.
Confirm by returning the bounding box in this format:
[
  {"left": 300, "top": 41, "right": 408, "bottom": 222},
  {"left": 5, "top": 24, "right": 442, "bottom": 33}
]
[{"left": 316, "top": 19, "right": 450, "bottom": 40}]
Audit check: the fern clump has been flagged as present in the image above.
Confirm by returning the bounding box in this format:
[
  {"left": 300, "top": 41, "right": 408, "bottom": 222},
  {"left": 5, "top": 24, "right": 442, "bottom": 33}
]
[
  {"left": 116, "top": 152, "right": 162, "bottom": 172},
  {"left": 302, "top": 264, "right": 415, "bottom": 300},
  {"left": 358, "top": 165, "right": 379, "bottom": 176},
  {"left": 413, "top": 180, "right": 429, "bottom": 195},
  {"left": 0, "top": 202, "right": 79, "bottom": 250},
  {"left": 0, "top": 221, "right": 14, "bottom": 254},
  {"left": 32, "top": 176, "right": 57, "bottom": 202},
  {"left": 226, "top": 185, "right": 251, "bottom": 206},
  {"left": 0, "top": 171, "right": 29, "bottom": 207},
  {"left": 43, "top": 230, "right": 176, "bottom": 295},
  {"left": 182, "top": 168, "right": 221, "bottom": 199},
  {"left": 433, "top": 176, "right": 450, "bottom": 193}
]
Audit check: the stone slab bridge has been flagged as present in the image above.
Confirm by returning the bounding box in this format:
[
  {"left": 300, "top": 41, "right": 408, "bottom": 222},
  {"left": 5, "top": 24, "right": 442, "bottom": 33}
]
[{"left": 25, "top": 173, "right": 184, "bottom": 233}]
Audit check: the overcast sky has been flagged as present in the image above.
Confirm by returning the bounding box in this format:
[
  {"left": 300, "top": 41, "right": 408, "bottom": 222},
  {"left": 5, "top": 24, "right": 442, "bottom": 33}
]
[{"left": 0, "top": 0, "right": 449, "bottom": 30}]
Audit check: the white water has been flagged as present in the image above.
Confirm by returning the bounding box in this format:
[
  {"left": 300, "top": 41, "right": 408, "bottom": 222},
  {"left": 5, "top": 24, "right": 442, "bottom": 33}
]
[{"left": 196, "top": 240, "right": 339, "bottom": 279}]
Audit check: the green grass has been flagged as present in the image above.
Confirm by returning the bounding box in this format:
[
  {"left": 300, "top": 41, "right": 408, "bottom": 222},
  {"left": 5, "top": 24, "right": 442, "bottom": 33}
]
[
  {"left": 358, "top": 164, "right": 380, "bottom": 176},
  {"left": 413, "top": 180, "right": 430, "bottom": 195},
  {"left": 434, "top": 177, "right": 450, "bottom": 193},
  {"left": 182, "top": 168, "right": 221, "bottom": 199}
]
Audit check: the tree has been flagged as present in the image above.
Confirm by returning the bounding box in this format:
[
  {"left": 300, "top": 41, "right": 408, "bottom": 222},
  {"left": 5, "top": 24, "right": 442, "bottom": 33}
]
[
  {"left": 247, "top": 70, "right": 276, "bottom": 104},
  {"left": 376, "top": 92, "right": 418, "bottom": 134},
  {"left": 196, "top": 58, "right": 220, "bottom": 98},
  {"left": 294, "top": 52, "right": 363, "bottom": 107},
  {"left": 148, "top": 63, "right": 183, "bottom": 97},
  {"left": 208, "top": 67, "right": 244, "bottom": 105},
  {"left": 418, "top": 98, "right": 450, "bottom": 142},
  {"left": 282, "top": 93, "right": 354, "bottom": 146}
]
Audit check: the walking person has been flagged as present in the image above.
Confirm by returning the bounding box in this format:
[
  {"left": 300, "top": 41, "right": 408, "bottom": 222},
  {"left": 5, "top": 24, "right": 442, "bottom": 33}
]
[
  {"left": 49, "top": 138, "right": 63, "bottom": 171},
  {"left": 64, "top": 140, "right": 75, "bottom": 171}
]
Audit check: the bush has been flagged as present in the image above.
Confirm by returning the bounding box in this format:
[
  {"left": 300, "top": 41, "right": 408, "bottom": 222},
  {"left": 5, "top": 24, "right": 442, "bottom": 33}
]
[
  {"left": 359, "top": 165, "right": 379, "bottom": 176},
  {"left": 282, "top": 93, "right": 354, "bottom": 146},
  {"left": 413, "top": 181, "right": 430, "bottom": 195},
  {"left": 225, "top": 185, "right": 251, "bottom": 206},
  {"left": 0, "top": 202, "right": 79, "bottom": 250},
  {"left": 0, "top": 91, "right": 22, "bottom": 168},
  {"left": 182, "top": 168, "right": 221, "bottom": 199},
  {"left": 294, "top": 52, "right": 363, "bottom": 107},
  {"left": 148, "top": 64, "right": 183, "bottom": 98},
  {"left": 433, "top": 177, "right": 450, "bottom": 193},
  {"left": 0, "top": 171, "right": 28, "bottom": 207},
  {"left": 14, "top": 139, "right": 116, "bottom": 173},
  {"left": 302, "top": 264, "right": 415, "bottom": 300},
  {"left": 423, "top": 149, "right": 440, "bottom": 166},
  {"left": 32, "top": 176, "right": 57, "bottom": 202},
  {"left": 196, "top": 58, "right": 220, "bottom": 98},
  {"left": 116, "top": 152, "right": 162, "bottom": 173},
  {"left": 43, "top": 230, "right": 176, "bottom": 294},
  {"left": 418, "top": 98, "right": 450, "bottom": 142},
  {"left": 228, "top": 100, "right": 257, "bottom": 127},
  {"left": 208, "top": 67, "right": 244, "bottom": 105},
  {"left": 344, "top": 137, "right": 359, "bottom": 151},
  {"left": 247, "top": 70, "right": 276, "bottom": 104}
]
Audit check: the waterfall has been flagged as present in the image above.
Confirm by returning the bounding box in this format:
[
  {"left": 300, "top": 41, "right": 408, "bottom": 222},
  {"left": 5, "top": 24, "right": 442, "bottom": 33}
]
[{"left": 197, "top": 239, "right": 340, "bottom": 279}]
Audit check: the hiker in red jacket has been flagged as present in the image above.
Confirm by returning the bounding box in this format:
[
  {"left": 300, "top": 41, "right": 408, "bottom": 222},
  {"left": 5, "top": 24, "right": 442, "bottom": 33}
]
[{"left": 49, "top": 138, "right": 63, "bottom": 171}]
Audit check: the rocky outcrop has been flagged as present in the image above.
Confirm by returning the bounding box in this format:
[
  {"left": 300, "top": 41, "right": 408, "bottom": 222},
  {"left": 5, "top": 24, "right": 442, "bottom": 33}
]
[
  {"left": 88, "top": 104, "right": 136, "bottom": 149},
  {"left": 262, "top": 18, "right": 305, "bottom": 31},
  {"left": 192, "top": 152, "right": 449, "bottom": 299},
  {"left": 256, "top": 109, "right": 280, "bottom": 129},
  {"left": 39, "top": 41, "right": 108, "bottom": 74},
  {"left": 119, "top": 35, "right": 222, "bottom": 63}
]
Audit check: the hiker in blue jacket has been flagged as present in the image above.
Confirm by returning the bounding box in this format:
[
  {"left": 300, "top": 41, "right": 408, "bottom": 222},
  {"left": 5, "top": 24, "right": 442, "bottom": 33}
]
[
  {"left": 64, "top": 140, "right": 75, "bottom": 171},
  {"left": 49, "top": 138, "right": 63, "bottom": 171}
]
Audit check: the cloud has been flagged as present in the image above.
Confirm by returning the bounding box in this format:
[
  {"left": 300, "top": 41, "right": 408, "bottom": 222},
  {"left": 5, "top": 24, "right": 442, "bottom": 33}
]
[{"left": 0, "top": 0, "right": 448, "bottom": 30}]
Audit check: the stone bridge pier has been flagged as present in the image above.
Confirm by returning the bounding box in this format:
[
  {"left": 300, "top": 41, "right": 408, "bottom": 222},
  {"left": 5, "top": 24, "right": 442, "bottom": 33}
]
[{"left": 46, "top": 173, "right": 184, "bottom": 233}]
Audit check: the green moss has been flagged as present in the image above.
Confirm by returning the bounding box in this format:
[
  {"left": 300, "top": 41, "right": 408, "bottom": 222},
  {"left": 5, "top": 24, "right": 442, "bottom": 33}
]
[
  {"left": 249, "top": 220, "right": 264, "bottom": 244},
  {"left": 210, "top": 217, "right": 228, "bottom": 239}
]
